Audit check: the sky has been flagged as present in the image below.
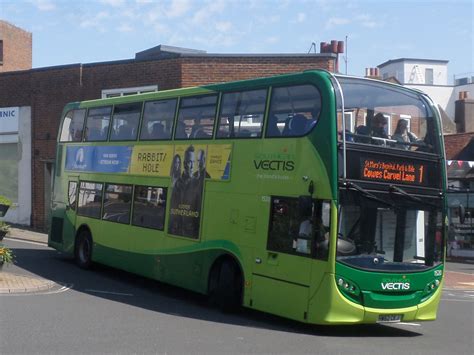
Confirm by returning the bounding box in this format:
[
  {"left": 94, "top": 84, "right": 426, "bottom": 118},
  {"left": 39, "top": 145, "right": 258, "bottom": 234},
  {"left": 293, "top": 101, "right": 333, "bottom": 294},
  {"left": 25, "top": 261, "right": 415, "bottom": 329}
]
[{"left": 1, "top": 0, "right": 473, "bottom": 82}]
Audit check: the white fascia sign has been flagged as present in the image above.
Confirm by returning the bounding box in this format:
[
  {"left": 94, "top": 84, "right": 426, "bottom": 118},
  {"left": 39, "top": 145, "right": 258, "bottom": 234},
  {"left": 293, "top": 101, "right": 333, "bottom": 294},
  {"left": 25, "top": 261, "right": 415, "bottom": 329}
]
[{"left": 0, "top": 107, "right": 19, "bottom": 134}]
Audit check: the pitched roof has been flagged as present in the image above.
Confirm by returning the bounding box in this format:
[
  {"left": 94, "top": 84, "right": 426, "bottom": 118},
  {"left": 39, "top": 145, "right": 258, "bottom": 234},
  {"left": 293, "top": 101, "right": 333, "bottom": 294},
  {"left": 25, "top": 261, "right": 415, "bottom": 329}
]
[{"left": 444, "top": 132, "right": 474, "bottom": 160}]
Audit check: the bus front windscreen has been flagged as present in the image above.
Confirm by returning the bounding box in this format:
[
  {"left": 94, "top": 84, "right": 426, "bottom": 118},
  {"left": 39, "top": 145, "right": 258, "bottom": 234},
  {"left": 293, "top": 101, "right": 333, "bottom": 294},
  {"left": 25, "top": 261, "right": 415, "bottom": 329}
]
[
  {"left": 337, "top": 189, "right": 443, "bottom": 271},
  {"left": 336, "top": 77, "right": 439, "bottom": 154}
]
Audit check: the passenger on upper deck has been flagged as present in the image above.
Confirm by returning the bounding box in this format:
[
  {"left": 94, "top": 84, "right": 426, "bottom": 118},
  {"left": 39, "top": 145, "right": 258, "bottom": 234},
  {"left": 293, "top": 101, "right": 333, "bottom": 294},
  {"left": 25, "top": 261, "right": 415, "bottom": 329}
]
[
  {"left": 392, "top": 119, "right": 418, "bottom": 149},
  {"left": 371, "top": 113, "right": 389, "bottom": 140}
]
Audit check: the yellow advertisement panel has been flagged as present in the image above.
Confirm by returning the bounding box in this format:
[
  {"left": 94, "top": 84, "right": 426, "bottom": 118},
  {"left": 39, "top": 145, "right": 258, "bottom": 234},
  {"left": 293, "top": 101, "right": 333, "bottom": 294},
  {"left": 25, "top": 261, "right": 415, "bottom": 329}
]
[
  {"left": 207, "top": 144, "right": 232, "bottom": 180},
  {"left": 130, "top": 145, "right": 174, "bottom": 176}
]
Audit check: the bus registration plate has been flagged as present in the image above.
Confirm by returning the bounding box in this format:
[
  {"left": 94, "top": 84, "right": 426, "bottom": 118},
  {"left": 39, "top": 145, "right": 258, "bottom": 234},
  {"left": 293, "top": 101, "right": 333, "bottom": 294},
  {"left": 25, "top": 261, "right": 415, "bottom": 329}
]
[{"left": 377, "top": 314, "right": 402, "bottom": 323}]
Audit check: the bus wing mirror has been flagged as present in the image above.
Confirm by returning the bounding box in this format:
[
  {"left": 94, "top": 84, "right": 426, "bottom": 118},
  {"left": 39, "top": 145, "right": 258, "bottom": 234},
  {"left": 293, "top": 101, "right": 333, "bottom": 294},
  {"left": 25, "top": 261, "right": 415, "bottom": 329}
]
[
  {"left": 459, "top": 205, "right": 466, "bottom": 224},
  {"left": 298, "top": 196, "right": 313, "bottom": 217}
]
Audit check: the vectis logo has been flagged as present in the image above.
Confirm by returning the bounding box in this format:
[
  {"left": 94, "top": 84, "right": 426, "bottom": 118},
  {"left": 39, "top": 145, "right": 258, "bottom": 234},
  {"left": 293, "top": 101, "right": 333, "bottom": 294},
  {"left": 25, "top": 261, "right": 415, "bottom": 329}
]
[
  {"left": 381, "top": 282, "right": 410, "bottom": 290},
  {"left": 253, "top": 159, "right": 295, "bottom": 171}
]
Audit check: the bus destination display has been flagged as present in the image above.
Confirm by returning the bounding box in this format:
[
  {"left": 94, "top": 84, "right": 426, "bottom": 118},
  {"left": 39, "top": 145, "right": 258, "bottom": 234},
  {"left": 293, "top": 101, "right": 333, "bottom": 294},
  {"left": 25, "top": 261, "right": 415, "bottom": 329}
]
[{"left": 360, "top": 158, "right": 426, "bottom": 185}]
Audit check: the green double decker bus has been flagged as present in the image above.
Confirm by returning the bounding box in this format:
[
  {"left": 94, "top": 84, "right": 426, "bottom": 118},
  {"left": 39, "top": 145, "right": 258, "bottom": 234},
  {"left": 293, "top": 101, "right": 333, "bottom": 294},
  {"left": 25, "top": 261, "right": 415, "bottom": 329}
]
[{"left": 49, "top": 70, "right": 446, "bottom": 325}]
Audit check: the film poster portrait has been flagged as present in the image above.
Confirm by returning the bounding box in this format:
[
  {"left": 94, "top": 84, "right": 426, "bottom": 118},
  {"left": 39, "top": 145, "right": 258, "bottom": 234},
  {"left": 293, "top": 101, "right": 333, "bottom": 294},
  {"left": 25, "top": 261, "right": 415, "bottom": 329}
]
[{"left": 168, "top": 145, "right": 209, "bottom": 238}]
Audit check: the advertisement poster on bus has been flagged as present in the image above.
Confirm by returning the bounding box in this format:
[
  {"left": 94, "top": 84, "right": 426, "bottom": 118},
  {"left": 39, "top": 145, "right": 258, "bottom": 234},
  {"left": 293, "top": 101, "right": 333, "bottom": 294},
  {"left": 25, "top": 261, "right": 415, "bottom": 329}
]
[
  {"left": 129, "top": 145, "right": 174, "bottom": 176},
  {"left": 65, "top": 146, "right": 132, "bottom": 173},
  {"left": 168, "top": 144, "right": 207, "bottom": 238}
]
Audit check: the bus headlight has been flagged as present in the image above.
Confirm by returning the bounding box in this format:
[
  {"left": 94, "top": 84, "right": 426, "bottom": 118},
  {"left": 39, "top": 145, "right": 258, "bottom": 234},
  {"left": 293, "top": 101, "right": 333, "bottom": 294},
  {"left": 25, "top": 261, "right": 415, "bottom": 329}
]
[{"left": 335, "top": 275, "right": 361, "bottom": 301}]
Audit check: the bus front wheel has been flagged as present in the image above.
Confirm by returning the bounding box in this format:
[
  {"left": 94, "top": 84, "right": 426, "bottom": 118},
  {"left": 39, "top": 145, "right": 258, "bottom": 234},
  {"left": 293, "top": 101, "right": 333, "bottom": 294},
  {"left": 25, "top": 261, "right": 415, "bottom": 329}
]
[
  {"left": 75, "top": 229, "right": 93, "bottom": 269},
  {"left": 209, "top": 259, "right": 243, "bottom": 312}
]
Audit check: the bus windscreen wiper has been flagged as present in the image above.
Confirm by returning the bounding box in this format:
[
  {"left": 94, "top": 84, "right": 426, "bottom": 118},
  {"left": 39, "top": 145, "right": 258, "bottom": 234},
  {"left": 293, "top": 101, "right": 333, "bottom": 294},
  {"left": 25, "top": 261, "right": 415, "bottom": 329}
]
[
  {"left": 389, "top": 185, "right": 438, "bottom": 208},
  {"left": 389, "top": 185, "right": 423, "bottom": 203},
  {"left": 343, "top": 181, "right": 394, "bottom": 207}
]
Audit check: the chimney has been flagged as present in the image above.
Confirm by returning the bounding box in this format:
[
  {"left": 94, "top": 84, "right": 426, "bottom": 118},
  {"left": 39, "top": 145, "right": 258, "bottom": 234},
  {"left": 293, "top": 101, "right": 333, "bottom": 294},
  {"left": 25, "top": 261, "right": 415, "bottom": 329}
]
[
  {"left": 455, "top": 92, "right": 474, "bottom": 133},
  {"left": 320, "top": 39, "right": 344, "bottom": 73},
  {"left": 459, "top": 91, "right": 469, "bottom": 100},
  {"left": 364, "top": 67, "right": 382, "bottom": 80}
]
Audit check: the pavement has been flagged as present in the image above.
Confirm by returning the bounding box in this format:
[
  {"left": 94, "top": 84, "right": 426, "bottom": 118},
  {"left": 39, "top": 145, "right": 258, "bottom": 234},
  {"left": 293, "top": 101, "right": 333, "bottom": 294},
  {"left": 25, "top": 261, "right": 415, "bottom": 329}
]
[{"left": 1, "top": 227, "right": 473, "bottom": 294}]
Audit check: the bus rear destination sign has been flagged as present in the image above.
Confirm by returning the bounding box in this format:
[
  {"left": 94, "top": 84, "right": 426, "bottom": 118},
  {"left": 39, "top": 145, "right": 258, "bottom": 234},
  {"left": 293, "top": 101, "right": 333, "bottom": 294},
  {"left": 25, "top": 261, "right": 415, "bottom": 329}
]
[{"left": 360, "top": 158, "right": 426, "bottom": 185}]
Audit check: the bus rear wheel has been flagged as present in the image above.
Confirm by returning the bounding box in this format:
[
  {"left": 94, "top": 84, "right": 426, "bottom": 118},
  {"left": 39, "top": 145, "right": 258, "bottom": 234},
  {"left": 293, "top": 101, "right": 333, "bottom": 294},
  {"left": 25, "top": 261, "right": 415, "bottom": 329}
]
[
  {"left": 75, "top": 230, "right": 93, "bottom": 269},
  {"left": 210, "top": 260, "right": 243, "bottom": 312}
]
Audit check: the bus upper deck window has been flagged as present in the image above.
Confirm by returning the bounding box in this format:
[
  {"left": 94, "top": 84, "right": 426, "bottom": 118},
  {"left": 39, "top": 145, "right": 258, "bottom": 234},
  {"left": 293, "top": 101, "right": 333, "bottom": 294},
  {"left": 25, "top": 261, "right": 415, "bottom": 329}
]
[
  {"left": 175, "top": 95, "right": 218, "bottom": 140},
  {"left": 217, "top": 89, "right": 267, "bottom": 139},
  {"left": 85, "top": 106, "right": 112, "bottom": 142},
  {"left": 140, "top": 99, "right": 176, "bottom": 141},
  {"left": 110, "top": 103, "right": 142, "bottom": 141},
  {"left": 266, "top": 84, "right": 321, "bottom": 138},
  {"left": 338, "top": 78, "right": 435, "bottom": 153},
  {"left": 60, "top": 109, "right": 86, "bottom": 142}
]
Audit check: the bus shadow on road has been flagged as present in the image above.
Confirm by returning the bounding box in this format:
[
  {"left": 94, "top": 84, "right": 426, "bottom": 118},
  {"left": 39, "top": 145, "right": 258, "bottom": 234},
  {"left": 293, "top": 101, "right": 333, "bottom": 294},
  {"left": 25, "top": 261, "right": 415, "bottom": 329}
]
[{"left": 11, "top": 245, "right": 421, "bottom": 338}]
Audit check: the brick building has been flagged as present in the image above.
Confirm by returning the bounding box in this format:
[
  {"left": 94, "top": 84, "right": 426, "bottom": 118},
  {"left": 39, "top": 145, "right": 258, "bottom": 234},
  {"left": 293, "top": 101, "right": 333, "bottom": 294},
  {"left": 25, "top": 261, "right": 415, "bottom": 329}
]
[
  {"left": 0, "top": 20, "right": 32, "bottom": 72},
  {"left": 0, "top": 44, "right": 335, "bottom": 230}
]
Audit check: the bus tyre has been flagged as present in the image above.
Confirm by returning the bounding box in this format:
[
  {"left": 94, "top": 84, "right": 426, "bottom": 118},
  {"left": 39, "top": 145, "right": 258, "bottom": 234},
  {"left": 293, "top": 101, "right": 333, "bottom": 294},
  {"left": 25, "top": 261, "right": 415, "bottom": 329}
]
[
  {"left": 211, "top": 260, "right": 242, "bottom": 312},
  {"left": 75, "top": 230, "right": 93, "bottom": 269}
]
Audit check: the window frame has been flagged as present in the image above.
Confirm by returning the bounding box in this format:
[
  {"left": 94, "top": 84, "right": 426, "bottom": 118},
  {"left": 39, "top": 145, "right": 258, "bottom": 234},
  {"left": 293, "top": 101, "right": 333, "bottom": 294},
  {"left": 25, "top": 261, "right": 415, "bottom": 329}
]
[
  {"left": 59, "top": 109, "right": 86, "bottom": 143},
  {"left": 265, "top": 83, "right": 322, "bottom": 138},
  {"left": 216, "top": 88, "right": 269, "bottom": 140},
  {"left": 84, "top": 106, "right": 113, "bottom": 142},
  {"left": 174, "top": 94, "right": 219, "bottom": 141},
  {"left": 67, "top": 181, "right": 78, "bottom": 211},
  {"left": 102, "top": 183, "right": 133, "bottom": 225},
  {"left": 109, "top": 102, "right": 143, "bottom": 142},
  {"left": 77, "top": 181, "right": 104, "bottom": 219},
  {"left": 139, "top": 98, "right": 178, "bottom": 142},
  {"left": 267, "top": 196, "right": 331, "bottom": 260},
  {"left": 131, "top": 185, "right": 168, "bottom": 231}
]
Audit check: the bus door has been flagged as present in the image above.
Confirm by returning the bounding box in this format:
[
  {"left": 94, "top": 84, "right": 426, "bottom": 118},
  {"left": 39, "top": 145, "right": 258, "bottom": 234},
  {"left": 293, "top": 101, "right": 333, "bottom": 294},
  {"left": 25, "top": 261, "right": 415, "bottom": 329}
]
[
  {"left": 62, "top": 177, "right": 79, "bottom": 252},
  {"left": 251, "top": 196, "right": 316, "bottom": 322}
]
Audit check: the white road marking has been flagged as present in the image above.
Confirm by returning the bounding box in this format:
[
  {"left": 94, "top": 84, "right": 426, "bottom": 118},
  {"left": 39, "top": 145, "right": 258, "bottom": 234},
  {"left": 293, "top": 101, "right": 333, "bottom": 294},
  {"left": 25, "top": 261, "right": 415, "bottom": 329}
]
[
  {"left": 1, "top": 284, "right": 72, "bottom": 296},
  {"left": 396, "top": 322, "right": 421, "bottom": 327},
  {"left": 85, "top": 289, "right": 133, "bottom": 296},
  {"left": 41, "top": 285, "right": 73, "bottom": 294}
]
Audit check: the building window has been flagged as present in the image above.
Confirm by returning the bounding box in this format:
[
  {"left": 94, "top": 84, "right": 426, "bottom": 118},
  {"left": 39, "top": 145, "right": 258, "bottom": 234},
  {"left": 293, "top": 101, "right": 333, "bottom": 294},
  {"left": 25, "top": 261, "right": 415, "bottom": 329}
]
[
  {"left": 425, "top": 68, "right": 434, "bottom": 85},
  {"left": 0, "top": 40, "right": 3, "bottom": 64},
  {"left": 101, "top": 85, "right": 158, "bottom": 99}
]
